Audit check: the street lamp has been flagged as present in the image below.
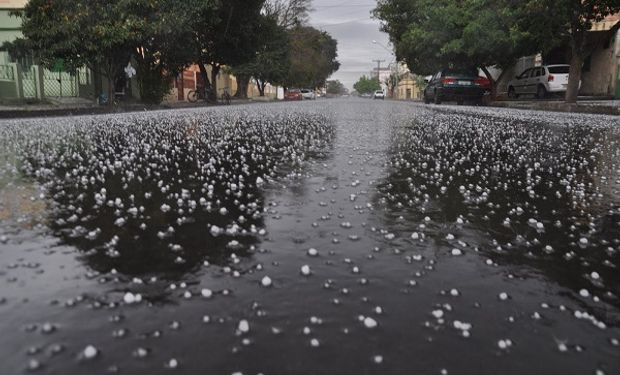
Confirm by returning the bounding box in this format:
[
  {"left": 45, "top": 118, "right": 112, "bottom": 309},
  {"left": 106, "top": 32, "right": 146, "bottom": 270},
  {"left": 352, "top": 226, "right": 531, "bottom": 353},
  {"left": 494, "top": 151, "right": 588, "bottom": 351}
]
[{"left": 372, "top": 40, "right": 394, "bottom": 55}]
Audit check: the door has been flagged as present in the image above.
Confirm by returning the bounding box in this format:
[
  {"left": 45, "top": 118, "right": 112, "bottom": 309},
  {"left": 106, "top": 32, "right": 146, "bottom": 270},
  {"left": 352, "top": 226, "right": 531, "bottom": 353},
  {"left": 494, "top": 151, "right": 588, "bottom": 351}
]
[
  {"left": 514, "top": 68, "right": 530, "bottom": 95},
  {"left": 529, "top": 67, "right": 543, "bottom": 94}
]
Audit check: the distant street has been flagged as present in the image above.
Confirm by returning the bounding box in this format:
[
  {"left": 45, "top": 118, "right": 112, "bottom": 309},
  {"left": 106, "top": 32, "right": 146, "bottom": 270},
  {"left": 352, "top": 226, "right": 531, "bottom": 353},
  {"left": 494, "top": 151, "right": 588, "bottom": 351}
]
[{"left": 1, "top": 99, "right": 619, "bottom": 374}]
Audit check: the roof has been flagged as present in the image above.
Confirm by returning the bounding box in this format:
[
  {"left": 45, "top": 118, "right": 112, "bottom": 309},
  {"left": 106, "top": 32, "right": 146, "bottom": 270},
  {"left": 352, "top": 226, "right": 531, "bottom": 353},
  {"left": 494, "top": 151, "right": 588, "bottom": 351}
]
[
  {"left": 590, "top": 13, "right": 620, "bottom": 31},
  {"left": 0, "top": 0, "right": 27, "bottom": 9}
]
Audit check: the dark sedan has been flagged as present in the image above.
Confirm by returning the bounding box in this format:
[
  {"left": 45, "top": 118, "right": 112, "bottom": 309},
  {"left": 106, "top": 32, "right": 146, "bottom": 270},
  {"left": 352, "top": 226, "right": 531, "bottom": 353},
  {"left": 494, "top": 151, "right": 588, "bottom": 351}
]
[{"left": 423, "top": 68, "right": 490, "bottom": 105}]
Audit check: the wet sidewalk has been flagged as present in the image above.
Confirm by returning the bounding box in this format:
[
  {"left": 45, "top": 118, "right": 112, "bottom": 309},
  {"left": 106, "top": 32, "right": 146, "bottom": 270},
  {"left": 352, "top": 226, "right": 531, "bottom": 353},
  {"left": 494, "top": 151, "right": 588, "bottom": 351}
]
[
  {"left": 490, "top": 98, "right": 620, "bottom": 115},
  {"left": 0, "top": 97, "right": 255, "bottom": 119}
]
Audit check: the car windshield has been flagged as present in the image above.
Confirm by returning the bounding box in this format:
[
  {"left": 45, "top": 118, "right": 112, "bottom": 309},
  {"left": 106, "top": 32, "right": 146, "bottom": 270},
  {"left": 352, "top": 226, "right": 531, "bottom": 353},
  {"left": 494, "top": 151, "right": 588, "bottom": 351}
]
[
  {"left": 548, "top": 66, "right": 570, "bottom": 74},
  {"left": 301, "top": 89, "right": 310, "bottom": 93},
  {"left": 375, "top": 91, "right": 383, "bottom": 94}
]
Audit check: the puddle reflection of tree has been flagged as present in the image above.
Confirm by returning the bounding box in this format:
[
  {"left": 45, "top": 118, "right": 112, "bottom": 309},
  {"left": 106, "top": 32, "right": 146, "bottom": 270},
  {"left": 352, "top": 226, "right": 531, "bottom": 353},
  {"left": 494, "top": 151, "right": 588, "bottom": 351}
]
[
  {"left": 374, "top": 114, "right": 620, "bottom": 313},
  {"left": 40, "top": 121, "right": 269, "bottom": 278},
  {"left": 18, "top": 114, "right": 335, "bottom": 282}
]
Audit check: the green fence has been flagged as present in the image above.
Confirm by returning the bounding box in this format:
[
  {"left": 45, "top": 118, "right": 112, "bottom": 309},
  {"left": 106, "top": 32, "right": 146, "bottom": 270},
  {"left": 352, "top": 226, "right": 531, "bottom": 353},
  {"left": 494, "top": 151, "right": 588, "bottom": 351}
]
[{"left": 0, "top": 64, "right": 87, "bottom": 100}]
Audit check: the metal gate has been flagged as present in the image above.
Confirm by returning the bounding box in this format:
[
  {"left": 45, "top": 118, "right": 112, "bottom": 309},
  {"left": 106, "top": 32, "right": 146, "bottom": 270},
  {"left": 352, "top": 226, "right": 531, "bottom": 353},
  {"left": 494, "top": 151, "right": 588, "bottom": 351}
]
[
  {"left": 43, "top": 68, "right": 77, "bottom": 97},
  {"left": 20, "top": 65, "right": 38, "bottom": 99}
]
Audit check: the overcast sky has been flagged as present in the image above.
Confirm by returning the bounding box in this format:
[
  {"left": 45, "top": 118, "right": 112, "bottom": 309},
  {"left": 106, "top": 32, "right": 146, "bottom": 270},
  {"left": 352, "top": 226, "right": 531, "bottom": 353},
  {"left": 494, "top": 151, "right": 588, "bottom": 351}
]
[{"left": 309, "top": 0, "right": 392, "bottom": 90}]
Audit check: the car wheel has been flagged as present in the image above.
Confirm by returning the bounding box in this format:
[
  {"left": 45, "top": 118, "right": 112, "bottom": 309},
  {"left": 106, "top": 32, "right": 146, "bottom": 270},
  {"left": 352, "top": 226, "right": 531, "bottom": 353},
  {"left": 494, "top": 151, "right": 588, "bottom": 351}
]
[
  {"left": 457, "top": 99, "right": 464, "bottom": 105},
  {"left": 423, "top": 91, "right": 430, "bottom": 104},
  {"left": 536, "top": 85, "right": 547, "bottom": 99},
  {"left": 508, "top": 86, "right": 518, "bottom": 99},
  {"left": 433, "top": 91, "right": 442, "bottom": 105}
]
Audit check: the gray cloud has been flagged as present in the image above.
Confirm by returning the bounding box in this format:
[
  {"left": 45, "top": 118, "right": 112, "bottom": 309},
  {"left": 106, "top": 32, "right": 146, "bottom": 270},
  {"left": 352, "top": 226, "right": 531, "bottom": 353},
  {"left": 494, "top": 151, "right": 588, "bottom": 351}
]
[{"left": 309, "top": 0, "right": 393, "bottom": 90}]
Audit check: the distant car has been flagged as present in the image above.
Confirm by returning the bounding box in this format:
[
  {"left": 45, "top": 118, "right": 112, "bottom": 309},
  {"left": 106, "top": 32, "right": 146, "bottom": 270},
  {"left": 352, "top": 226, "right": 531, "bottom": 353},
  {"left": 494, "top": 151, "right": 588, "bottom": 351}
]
[
  {"left": 300, "top": 89, "right": 316, "bottom": 100},
  {"left": 284, "top": 89, "right": 303, "bottom": 101},
  {"left": 373, "top": 90, "right": 385, "bottom": 100},
  {"left": 507, "top": 64, "right": 580, "bottom": 99},
  {"left": 360, "top": 93, "right": 372, "bottom": 98},
  {"left": 423, "top": 68, "right": 490, "bottom": 105}
]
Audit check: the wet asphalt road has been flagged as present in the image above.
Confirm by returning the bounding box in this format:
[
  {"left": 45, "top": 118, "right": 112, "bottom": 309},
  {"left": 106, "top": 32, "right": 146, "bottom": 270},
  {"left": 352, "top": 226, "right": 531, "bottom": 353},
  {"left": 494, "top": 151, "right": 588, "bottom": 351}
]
[{"left": 1, "top": 98, "right": 620, "bottom": 375}]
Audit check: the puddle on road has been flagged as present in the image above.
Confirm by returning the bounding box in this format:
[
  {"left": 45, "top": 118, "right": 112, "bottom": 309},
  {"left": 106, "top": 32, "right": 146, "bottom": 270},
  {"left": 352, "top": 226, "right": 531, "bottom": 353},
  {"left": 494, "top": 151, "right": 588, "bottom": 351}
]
[{"left": 0, "top": 101, "right": 619, "bottom": 374}]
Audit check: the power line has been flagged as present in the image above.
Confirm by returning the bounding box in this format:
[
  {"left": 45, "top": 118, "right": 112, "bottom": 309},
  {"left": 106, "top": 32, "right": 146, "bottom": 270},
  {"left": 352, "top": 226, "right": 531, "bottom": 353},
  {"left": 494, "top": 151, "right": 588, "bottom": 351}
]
[{"left": 372, "top": 59, "right": 385, "bottom": 79}]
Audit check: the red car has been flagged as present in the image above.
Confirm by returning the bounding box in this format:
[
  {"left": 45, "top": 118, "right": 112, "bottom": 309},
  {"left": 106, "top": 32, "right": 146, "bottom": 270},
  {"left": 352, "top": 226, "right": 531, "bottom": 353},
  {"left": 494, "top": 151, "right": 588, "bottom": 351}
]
[{"left": 284, "top": 89, "right": 303, "bottom": 101}]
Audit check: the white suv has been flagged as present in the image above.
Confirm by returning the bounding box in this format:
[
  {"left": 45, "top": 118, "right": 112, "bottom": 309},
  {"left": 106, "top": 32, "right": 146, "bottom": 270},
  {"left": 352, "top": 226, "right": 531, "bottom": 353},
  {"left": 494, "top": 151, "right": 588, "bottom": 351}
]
[
  {"left": 300, "top": 89, "right": 316, "bottom": 100},
  {"left": 507, "top": 64, "right": 580, "bottom": 99},
  {"left": 373, "top": 90, "right": 385, "bottom": 100}
]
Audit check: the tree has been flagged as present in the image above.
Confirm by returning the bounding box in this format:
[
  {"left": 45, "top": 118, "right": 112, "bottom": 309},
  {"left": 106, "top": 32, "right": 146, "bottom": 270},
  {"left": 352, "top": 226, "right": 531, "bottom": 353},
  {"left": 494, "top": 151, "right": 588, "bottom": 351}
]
[
  {"left": 12, "top": 0, "right": 139, "bottom": 106},
  {"left": 326, "top": 80, "right": 346, "bottom": 95},
  {"left": 263, "top": 0, "right": 312, "bottom": 28},
  {"left": 353, "top": 75, "right": 381, "bottom": 94},
  {"left": 184, "top": 0, "right": 265, "bottom": 102},
  {"left": 374, "top": 0, "right": 620, "bottom": 103},
  {"left": 124, "top": 0, "right": 194, "bottom": 104},
  {"left": 384, "top": 72, "right": 399, "bottom": 98},
  {"left": 373, "top": 0, "right": 536, "bottom": 96},
  {"left": 285, "top": 26, "right": 340, "bottom": 89},
  {"left": 517, "top": 0, "right": 619, "bottom": 103},
  {"left": 230, "top": 15, "right": 290, "bottom": 97}
]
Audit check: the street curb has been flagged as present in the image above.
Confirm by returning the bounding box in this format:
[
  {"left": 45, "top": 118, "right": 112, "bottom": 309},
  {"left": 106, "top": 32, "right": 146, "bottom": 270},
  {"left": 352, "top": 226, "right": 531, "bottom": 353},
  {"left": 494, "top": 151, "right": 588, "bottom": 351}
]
[
  {"left": 489, "top": 101, "right": 619, "bottom": 116},
  {"left": 0, "top": 100, "right": 255, "bottom": 120}
]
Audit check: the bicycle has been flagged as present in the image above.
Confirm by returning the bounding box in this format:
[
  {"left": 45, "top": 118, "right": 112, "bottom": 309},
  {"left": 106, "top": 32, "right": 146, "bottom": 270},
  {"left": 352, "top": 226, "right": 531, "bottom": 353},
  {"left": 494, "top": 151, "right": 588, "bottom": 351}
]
[{"left": 187, "top": 86, "right": 214, "bottom": 103}]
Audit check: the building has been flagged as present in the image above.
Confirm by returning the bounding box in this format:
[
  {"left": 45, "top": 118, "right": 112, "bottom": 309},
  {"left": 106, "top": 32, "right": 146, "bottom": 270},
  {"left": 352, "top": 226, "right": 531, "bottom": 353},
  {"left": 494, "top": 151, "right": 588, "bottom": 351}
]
[
  {"left": 580, "top": 14, "right": 620, "bottom": 97},
  {"left": 165, "top": 64, "right": 279, "bottom": 103},
  {"left": 396, "top": 71, "right": 423, "bottom": 100},
  {"left": 0, "top": 0, "right": 95, "bottom": 102}
]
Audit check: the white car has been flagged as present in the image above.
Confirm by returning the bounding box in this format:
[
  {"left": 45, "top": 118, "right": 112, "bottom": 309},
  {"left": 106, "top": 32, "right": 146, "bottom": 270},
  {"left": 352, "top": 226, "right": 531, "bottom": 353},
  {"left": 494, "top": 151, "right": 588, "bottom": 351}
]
[
  {"left": 300, "top": 89, "right": 316, "bottom": 100},
  {"left": 507, "top": 64, "right": 579, "bottom": 99},
  {"left": 373, "top": 90, "right": 385, "bottom": 100}
]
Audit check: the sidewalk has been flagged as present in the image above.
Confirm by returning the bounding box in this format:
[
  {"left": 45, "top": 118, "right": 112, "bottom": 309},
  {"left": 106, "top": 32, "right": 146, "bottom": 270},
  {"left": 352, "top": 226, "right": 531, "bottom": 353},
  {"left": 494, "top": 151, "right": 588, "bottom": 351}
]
[
  {"left": 489, "top": 97, "right": 620, "bottom": 116},
  {"left": 0, "top": 97, "right": 256, "bottom": 119}
]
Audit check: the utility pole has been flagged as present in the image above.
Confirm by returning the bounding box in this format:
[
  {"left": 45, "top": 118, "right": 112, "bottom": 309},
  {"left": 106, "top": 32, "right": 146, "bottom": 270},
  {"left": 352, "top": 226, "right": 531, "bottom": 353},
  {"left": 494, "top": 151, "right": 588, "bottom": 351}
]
[{"left": 372, "top": 59, "right": 385, "bottom": 80}]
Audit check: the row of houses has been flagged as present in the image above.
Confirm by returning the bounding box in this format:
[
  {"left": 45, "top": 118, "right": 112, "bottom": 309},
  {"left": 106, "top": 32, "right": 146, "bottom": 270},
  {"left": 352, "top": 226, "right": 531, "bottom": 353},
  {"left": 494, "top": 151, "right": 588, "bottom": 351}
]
[
  {"left": 384, "top": 13, "right": 620, "bottom": 101},
  {"left": 0, "top": 0, "right": 279, "bottom": 105}
]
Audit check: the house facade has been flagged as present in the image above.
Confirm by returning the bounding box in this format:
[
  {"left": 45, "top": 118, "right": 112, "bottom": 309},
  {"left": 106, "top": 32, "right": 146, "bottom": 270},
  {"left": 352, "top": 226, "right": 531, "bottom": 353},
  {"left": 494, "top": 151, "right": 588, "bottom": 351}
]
[
  {"left": 0, "top": 0, "right": 95, "bottom": 102},
  {"left": 580, "top": 14, "right": 620, "bottom": 97},
  {"left": 396, "top": 72, "right": 423, "bottom": 100}
]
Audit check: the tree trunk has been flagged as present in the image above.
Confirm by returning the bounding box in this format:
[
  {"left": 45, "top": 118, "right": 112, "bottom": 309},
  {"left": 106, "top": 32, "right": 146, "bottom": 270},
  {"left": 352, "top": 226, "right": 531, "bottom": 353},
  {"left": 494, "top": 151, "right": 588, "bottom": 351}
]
[
  {"left": 197, "top": 62, "right": 210, "bottom": 97},
  {"left": 209, "top": 64, "right": 220, "bottom": 102},
  {"left": 93, "top": 62, "right": 102, "bottom": 103},
  {"left": 480, "top": 66, "right": 497, "bottom": 99},
  {"left": 565, "top": 51, "right": 583, "bottom": 104},
  {"left": 107, "top": 74, "right": 115, "bottom": 108},
  {"left": 256, "top": 79, "right": 266, "bottom": 96},
  {"left": 234, "top": 74, "right": 250, "bottom": 99}
]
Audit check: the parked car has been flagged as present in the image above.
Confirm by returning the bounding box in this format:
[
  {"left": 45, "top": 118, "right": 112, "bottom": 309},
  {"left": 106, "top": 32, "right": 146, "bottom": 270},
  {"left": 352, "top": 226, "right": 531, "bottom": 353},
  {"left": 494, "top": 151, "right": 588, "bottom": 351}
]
[
  {"left": 284, "top": 89, "right": 303, "bottom": 101},
  {"left": 423, "top": 68, "right": 490, "bottom": 105},
  {"left": 373, "top": 90, "right": 385, "bottom": 100},
  {"left": 507, "top": 64, "right": 579, "bottom": 99},
  {"left": 300, "top": 89, "right": 316, "bottom": 100}
]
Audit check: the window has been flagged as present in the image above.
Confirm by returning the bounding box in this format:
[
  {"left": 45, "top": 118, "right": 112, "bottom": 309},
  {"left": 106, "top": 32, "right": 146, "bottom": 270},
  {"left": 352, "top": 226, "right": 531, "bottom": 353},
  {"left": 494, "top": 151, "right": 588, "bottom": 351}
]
[
  {"left": 518, "top": 69, "right": 530, "bottom": 79},
  {"left": 548, "top": 66, "right": 570, "bottom": 74}
]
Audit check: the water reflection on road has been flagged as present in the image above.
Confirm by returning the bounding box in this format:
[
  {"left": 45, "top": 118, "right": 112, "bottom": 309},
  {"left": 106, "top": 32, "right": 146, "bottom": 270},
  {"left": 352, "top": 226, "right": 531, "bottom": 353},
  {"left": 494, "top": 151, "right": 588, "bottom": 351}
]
[{"left": 0, "top": 101, "right": 619, "bottom": 375}]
